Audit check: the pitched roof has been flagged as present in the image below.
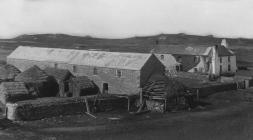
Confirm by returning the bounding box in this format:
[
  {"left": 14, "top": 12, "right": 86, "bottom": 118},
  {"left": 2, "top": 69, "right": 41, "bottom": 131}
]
[
  {"left": 154, "top": 45, "right": 212, "bottom": 56},
  {"left": 216, "top": 45, "right": 234, "bottom": 56},
  {"left": 8, "top": 46, "right": 153, "bottom": 70},
  {"left": 44, "top": 67, "right": 72, "bottom": 81},
  {"left": 15, "top": 65, "right": 49, "bottom": 83},
  {"left": 0, "top": 82, "right": 28, "bottom": 95},
  {"left": 154, "top": 54, "right": 180, "bottom": 67},
  {"left": 154, "top": 44, "right": 234, "bottom": 56},
  {"left": 70, "top": 76, "right": 96, "bottom": 89},
  {"left": 0, "top": 64, "right": 20, "bottom": 80}
]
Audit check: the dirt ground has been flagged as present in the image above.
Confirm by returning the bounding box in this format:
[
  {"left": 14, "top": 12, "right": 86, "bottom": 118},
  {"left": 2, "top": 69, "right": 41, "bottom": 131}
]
[{"left": 0, "top": 89, "right": 253, "bottom": 140}]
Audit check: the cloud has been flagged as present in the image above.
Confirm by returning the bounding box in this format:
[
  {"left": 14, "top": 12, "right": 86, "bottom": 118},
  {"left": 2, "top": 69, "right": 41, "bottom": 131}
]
[{"left": 0, "top": 0, "right": 252, "bottom": 38}]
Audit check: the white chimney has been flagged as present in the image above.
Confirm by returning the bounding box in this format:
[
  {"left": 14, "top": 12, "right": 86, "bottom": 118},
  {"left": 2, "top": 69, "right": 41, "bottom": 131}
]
[
  {"left": 221, "top": 39, "right": 228, "bottom": 48},
  {"left": 211, "top": 45, "right": 219, "bottom": 75}
]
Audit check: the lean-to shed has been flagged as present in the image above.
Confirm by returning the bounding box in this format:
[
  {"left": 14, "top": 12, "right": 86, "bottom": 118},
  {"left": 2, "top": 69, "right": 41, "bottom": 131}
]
[
  {"left": 69, "top": 76, "right": 99, "bottom": 97},
  {"left": 7, "top": 46, "right": 165, "bottom": 96},
  {"left": 0, "top": 64, "right": 20, "bottom": 82},
  {"left": 15, "top": 65, "right": 58, "bottom": 97},
  {"left": 44, "top": 67, "right": 73, "bottom": 97},
  {"left": 0, "top": 82, "right": 34, "bottom": 105}
]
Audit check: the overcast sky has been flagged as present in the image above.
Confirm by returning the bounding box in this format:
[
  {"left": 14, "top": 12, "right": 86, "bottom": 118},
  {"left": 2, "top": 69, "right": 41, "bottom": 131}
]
[{"left": 0, "top": 0, "right": 253, "bottom": 39}]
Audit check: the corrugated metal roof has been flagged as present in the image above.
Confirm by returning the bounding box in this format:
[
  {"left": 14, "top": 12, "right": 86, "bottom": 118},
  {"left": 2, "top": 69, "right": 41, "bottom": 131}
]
[{"left": 8, "top": 46, "right": 153, "bottom": 70}]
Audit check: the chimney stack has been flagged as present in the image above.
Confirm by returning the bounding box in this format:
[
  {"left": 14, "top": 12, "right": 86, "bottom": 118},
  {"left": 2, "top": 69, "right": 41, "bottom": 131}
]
[{"left": 221, "top": 39, "right": 228, "bottom": 48}]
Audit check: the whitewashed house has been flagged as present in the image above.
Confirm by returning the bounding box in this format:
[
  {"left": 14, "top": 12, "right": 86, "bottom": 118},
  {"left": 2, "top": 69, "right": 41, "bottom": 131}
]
[{"left": 154, "top": 39, "right": 237, "bottom": 76}]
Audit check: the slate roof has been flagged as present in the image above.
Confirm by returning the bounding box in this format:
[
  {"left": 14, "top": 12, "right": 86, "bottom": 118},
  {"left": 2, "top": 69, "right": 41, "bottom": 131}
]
[
  {"left": 44, "top": 67, "right": 72, "bottom": 81},
  {"left": 0, "top": 82, "right": 28, "bottom": 95},
  {"left": 154, "top": 45, "right": 234, "bottom": 56},
  {"left": 15, "top": 65, "right": 49, "bottom": 83},
  {"left": 154, "top": 45, "right": 212, "bottom": 56},
  {"left": 70, "top": 76, "right": 96, "bottom": 89},
  {"left": 216, "top": 45, "right": 234, "bottom": 56},
  {"left": 8, "top": 46, "right": 154, "bottom": 70},
  {"left": 0, "top": 64, "right": 20, "bottom": 80}
]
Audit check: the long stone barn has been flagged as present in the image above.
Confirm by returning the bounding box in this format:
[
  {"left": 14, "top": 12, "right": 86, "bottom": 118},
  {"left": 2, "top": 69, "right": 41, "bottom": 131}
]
[{"left": 7, "top": 46, "right": 165, "bottom": 96}]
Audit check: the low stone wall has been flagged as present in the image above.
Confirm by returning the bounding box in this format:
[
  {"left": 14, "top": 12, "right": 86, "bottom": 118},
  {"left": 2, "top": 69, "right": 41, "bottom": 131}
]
[
  {"left": 190, "top": 83, "right": 238, "bottom": 97},
  {"left": 6, "top": 95, "right": 127, "bottom": 121},
  {"left": 6, "top": 97, "right": 92, "bottom": 121}
]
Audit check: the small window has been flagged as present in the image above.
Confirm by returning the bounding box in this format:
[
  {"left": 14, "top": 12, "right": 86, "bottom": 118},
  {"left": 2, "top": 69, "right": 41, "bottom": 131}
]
[
  {"left": 116, "top": 69, "right": 122, "bottom": 78},
  {"left": 177, "top": 56, "right": 182, "bottom": 63},
  {"left": 220, "top": 65, "right": 222, "bottom": 73},
  {"left": 194, "top": 68, "right": 198, "bottom": 72},
  {"left": 220, "top": 57, "right": 222, "bottom": 63},
  {"left": 176, "top": 66, "right": 180, "bottom": 71},
  {"left": 228, "top": 64, "right": 231, "bottom": 71},
  {"left": 73, "top": 65, "right": 77, "bottom": 73},
  {"left": 54, "top": 63, "right": 58, "bottom": 68},
  {"left": 160, "top": 55, "right": 164, "bottom": 60},
  {"left": 228, "top": 56, "right": 230, "bottom": 62},
  {"left": 194, "top": 56, "right": 199, "bottom": 63},
  {"left": 93, "top": 67, "right": 98, "bottom": 75}
]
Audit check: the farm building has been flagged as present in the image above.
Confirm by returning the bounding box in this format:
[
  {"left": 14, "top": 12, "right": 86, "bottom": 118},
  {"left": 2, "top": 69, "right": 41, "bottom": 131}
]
[
  {"left": 153, "top": 53, "right": 181, "bottom": 75},
  {"left": 0, "top": 64, "right": 20, "bottom": 81},
  {"left": 7, "top": 46, "right": 165, "bottom": 96},
  {"left": 0, "top": 82, "right": 34, "bottom": 105},
  {"left": 15, "top": 65, "right": 59, "bottom": 97},
  {"left": 154, "top": 39, "right": 237, "bottom": 76},
  {"left": 44, "top": 67, "right": 73, "bottom": 97},
  {"left": 69, "top": 76, "right": 99, "bottom": 97}
]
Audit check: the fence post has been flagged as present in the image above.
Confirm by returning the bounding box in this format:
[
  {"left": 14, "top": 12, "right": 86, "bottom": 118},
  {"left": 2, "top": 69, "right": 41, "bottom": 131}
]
[
  {"left": 196, "top": 89, "right": 199, "bottom": 101},
  {"left": 140, "top": 88, "right": 143, "bottom": 105}
]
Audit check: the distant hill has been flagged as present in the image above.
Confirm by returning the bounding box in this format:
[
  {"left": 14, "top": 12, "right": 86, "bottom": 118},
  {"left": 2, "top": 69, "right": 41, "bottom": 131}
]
[{"left": 1, "top": 33, "right": 253, "bottom": 66}]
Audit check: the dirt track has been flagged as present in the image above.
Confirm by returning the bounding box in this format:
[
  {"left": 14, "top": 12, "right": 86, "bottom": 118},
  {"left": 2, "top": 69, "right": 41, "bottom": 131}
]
[{"left": 1, "top": 89, "right": 253, "bottom": 140}]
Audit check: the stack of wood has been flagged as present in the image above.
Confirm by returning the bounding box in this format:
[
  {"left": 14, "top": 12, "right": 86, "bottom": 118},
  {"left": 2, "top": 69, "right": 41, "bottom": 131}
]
[
  {"left": 143, "top": 80, "right": 168, "bottom": 99},
  {"left": 143, "top": 74, "right": 186, "bottom": 99}
]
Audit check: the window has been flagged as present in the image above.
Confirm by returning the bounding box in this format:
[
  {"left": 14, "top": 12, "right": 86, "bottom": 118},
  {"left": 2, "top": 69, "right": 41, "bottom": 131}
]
[
  {"left": 220, "top": 65, "right": 222, "bottom": 73},
  {"left": 228, "top": 64, "right": 231, "bottom": 71},
  {"left": 228, "top": 56, "right": 230, "bottom": 63},
  {"left": 116, "top": 69, "right": 122, "bottom": 78},
  {"left": 54, "top": 63, "right": 58, "bottom": 69},
  {"left": 194, "top": 56, "right": 199, "bottom": 63},
  {"left": 176, "top": 66, "right": 180, "bottom": 71},
  {"left": 194, "top": 68, "right": 198, "bottom": 72},
  {"left": 220, "top": 57, "right": 222, "bottom": 63},
  {"left": 102, "top": 83, "right": 109, "bottom": 94},
  {"left": 177, "top": 56, "right": 182, "bottom": 63},
  {"left": 73, "top": 65, "right": 77, "bottom": 73},
  {"left": 93, "top": 67, "right": 98, "bottom": 75},
  {"left": 160, "top": 55, "right": 164, "bottom": 60}
]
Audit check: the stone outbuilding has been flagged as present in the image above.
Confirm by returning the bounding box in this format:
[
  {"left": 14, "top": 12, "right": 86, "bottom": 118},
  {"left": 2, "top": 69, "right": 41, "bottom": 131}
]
[
  {"left": 69, "top": 76, "right": 99, "bottom": 97},
  {"left": 15, "top": 65, "right": 58, "bottom": 97},
  {"left": 44, "top": 67, "right": 73, "bottom": 97},
  {"left": 7, "top": 46, "right": 165, "bottom": 96},
  {"left": 0, "top": 64, "right": 20, "bottom": 82},
  {"left": 0, "top": 81, "right": 34, "bottom": 105}
]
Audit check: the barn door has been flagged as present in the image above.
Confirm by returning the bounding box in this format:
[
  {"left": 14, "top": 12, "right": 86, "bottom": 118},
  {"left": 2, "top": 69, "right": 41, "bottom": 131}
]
[{"left": 102, "top": 83, "right": 108, "bottom": 94}]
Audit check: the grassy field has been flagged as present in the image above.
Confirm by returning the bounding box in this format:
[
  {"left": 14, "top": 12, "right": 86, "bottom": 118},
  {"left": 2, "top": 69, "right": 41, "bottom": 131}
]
[
  {"left": 1, "top": 33, "right": 253, "bottom": 67},
  {"left": 0, "top": 33, "right": 253, "bottom": 139},
  {"left": 0, "top": 89, "right": 252, "bottom": 140}
]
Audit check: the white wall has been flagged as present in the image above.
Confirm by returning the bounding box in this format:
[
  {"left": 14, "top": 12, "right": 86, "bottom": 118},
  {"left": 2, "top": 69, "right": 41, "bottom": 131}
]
[
  {"left": 189, "top": 56, "right": 206, "bottom": 73},
  {"left": 218, "top": 56, "right": 237, "bottom": 74},
  {"left": 154, "top": 54, "right": 179, "bottom": 71}
]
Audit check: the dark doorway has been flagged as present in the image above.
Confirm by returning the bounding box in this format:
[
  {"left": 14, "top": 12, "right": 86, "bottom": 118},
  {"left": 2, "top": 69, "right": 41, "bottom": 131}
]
[{"left": 102, "top": 83, "right": 109, "bottom": 94}]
